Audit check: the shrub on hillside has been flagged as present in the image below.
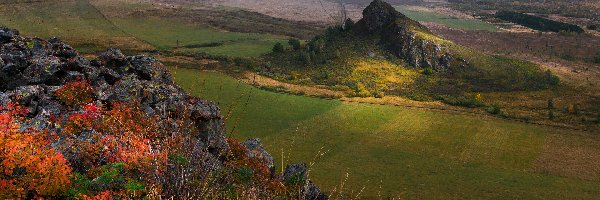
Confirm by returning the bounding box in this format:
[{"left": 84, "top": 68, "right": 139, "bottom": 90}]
[
  {"left": 288, "top": 38, "right": 301, "bottom": 50},
  {"left": 272, "top": 42, "right": 284, "bottom": 52},
  {"left": 308, "top": 37, "right": 326, "bottom": 53},
  {"left": 438, "top": 94, "right": 484, "bottom": 108},
  {"left": 298, "top": 51, "right": 312, "bottom": 65},
  {"left": 487, "top": 103, "right": 503, "bottom": 115},
  {"left": 0, "top": 100, "right": 302, "bottom": 199},
  {"left": 544, "top": 70, "right": 560, "bottom": 86},
  {"left": 343, "top": 18, "right": 355, "bottom": 30},
  {"left": 0, "top": 103, "right": 72, "bottom": 198},
  {"left": 55, "top": 80, "right": 94, "bottom": 107}
]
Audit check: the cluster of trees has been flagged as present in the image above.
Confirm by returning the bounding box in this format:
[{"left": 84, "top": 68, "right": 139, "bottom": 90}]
[
  {"left": 272, "top": 37, "right": 329, "bottom": 66},
  {"left": 496, "top": 11, "right": 584, "bottom": 33},
  {"left": 272, "top": 20, "right": 355, "bottom": 67}
]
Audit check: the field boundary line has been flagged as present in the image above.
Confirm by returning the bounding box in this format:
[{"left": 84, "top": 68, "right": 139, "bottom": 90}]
[{"left": 84, "top": 0, "right": 156, "bottom": 48}]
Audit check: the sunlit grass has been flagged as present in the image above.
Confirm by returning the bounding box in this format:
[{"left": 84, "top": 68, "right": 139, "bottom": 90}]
[{"left": 171, "top": 68, "right": 600, "bottom": 199}]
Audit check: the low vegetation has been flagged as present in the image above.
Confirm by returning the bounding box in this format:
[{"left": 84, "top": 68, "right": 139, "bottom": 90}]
[
  {"left": 495, "top": 11, "right": 584, "bottom": 33},
  {"left": 449, "top": 0, "right": 600, "bottom": 20},
  {"left": 395, "top": 6, "right": 498, "bottom": 31}
]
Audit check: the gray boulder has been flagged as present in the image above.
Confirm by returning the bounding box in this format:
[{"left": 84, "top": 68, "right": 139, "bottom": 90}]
[{"left": 242, "top": 138, "right": 275, "bottom": 169}]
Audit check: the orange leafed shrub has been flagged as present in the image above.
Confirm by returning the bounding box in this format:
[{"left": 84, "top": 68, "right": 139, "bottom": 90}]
[
  {"left": 226, "top": 138, "right": 286, "bottom": 195},
  {"left": 55, "top": 80, "right": 94, "bottom": 107},
  {"left": 95, "top": 103, "right": 162, "bottom": 168},
  {"left": 0, "top": 103, "right": 72, "bottom": 198},
  {"left": 61, "top": 102, "right": 163, "bottom": 172}
]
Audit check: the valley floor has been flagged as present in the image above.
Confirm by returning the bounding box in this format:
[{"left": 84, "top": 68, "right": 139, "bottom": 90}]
[
  {"left": 172, "top": 68, "right": 600, "bottom": 199},
  {"left": 2, "top": 0, "right": 600, "bottom": 198}
]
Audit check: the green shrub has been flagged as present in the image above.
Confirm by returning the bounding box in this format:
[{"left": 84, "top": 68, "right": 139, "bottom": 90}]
[
  {"left": 422, "top": 67, "right": 433, "bottom": 75},
  {"left": 549, "top": 110, "right": 555, "bottom": 120},
  {"left": 439, "top": 95, "right": 483, "bottom": 108},
  {"left": 272, "top": 42, "right": 284, "bottom": 52},
  {"left": 308, "top": 36, "right": 326, "bottom": 53},
  {"left": 235, "top": 167, "right": 254, "bottom": 183},
  {"left": 547, "top": 98, "right": 554, "bottom": 109},
  {"left": 288, "top": 38, "right": 301, "bottom": 50},
  {"left": 487, "top": 103, "right": 502, "bottom": 115},
  {"left": 544, "top": 70, "right": 560, "bottom": 86},
  {"left": 298, "top": 51, "right": 312, "bottom": 65},
  {"left": 343, "top": 18, "right": 355, "bottom": 30},
  {"left": 125, "top": 179, "right": 146, "bottom": 194}
]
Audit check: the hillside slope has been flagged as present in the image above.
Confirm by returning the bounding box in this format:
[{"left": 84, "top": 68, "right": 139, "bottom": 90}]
[
  {"left": 0, "top": 27, "right": 325, "bottom": 199},
  {"left": 262, "top": 0, "right": 559, "bottom": 99}
]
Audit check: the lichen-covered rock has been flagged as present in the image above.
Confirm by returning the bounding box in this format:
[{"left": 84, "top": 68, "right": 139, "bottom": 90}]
[{"left": 0, "top": 26, "right": 229, "bottom": 170}]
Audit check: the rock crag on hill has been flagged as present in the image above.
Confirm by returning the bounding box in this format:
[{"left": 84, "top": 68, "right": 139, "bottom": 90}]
[
  {"left": 355, "top": 0, "right": 466, "bottom": 71},
  {"left": 0, "top": 27, "right": 326, "bottom": 199}
]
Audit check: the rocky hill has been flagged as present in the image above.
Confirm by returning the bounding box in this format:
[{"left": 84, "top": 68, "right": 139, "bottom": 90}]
[
  {"left": 263, "top": 0, "right": 559, "bottom": 99},
  {"left": 354, "top": 0, "right": 467, "bottom": 71},
  {"left": 0, "top": 27, "right": 325, "bottom": 199}
]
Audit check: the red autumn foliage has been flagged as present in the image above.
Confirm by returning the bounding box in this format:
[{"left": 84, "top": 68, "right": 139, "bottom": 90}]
[
  {"left": 60, "top": 102, "right": 164, "bottom": 173},
  {"left": 1, "top": 92, "right": 295, "bottom": 198},
  {"left": 55, "top": 80, "right": 94, "bottom": 107},
  {"left": 226, "top": 138, "right": 287, "bottom": 195},
  {"left": 0, "top": 103, "right": 72, "bottom": 198}
]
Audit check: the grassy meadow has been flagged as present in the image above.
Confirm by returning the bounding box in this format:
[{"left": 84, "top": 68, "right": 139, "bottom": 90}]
[
  {"left": 172, "top": 68, "right": 600, "bottom": 199},
  {"left": 0, "top": 0, "right": 148, "bottom": 53},
  {"left": 0, "top": 0, "right": 287, "bottom": 57},
  {"left": 109, "top": 17, "right": 288, "bottom": 57}
]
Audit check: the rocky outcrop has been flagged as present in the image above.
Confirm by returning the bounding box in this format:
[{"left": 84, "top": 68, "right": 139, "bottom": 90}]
[
  {"left": 0, "top": 27, "right": 326, "bottom": 198},
  {"left": 356, "top": 0, "right": 467, "bottom": 71},
  {"left": 0, "top": 27, "right": 228, "bottom": 152}
]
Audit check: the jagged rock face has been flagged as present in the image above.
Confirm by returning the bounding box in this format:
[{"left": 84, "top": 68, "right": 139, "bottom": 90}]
[
  {"left": 382, "top": 24, "right": 457, "bottom": 71},
  {"left": 357, "top": 0, "right": 466, "bottom": 71},
  {"left": 0, "top": 27, "right": 227, "bottom": 158}
]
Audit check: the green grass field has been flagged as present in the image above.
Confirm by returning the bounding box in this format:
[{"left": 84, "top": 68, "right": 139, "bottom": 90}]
[
  {"left": 109, "top": 18, "right": 287, "bottom": 57},
  {"left": 172, "top": 68, "right": 600, "bottom": 199},
  {"left": 0, "top": 0, "right": 287, "bottom": 57},
  {"left": 395, "top": 6, "right": 498, "bottom": 31},
  {"left": 0, "top": 0, "right": 136, "bottom": 53}
]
